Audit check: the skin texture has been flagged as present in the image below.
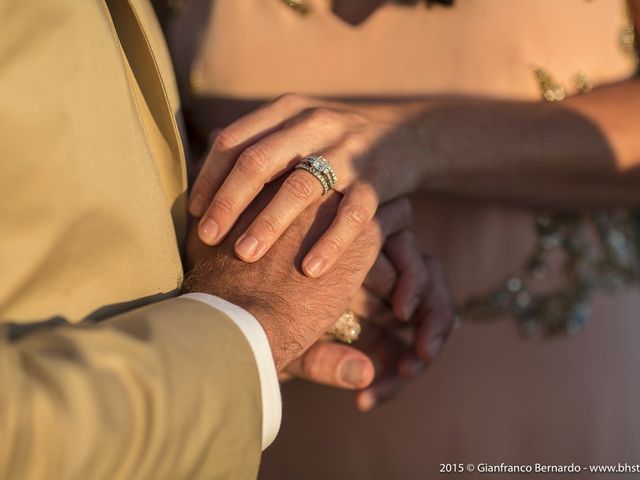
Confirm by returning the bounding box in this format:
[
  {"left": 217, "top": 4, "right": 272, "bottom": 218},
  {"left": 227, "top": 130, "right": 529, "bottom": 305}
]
[
  {"left": 412, "top": 84, "right": 640, "bottom": 206},
  {"left": 188, "top": 75, "right": 640, "bottom": 280},
  {"left": 184, "top": 181, "right": 455, "bottom": 405}
]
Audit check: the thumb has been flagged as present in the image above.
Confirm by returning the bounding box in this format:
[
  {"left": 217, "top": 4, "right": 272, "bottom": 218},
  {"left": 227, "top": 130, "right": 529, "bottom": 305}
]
[{"left": 284, "top": 341, "right": 375, "bottom": 389}]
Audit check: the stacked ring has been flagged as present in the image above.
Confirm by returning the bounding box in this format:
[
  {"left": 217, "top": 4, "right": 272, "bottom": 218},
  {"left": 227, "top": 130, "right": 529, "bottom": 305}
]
[{"left": 294, "top": 155, "right": 337, "bottom": 195}]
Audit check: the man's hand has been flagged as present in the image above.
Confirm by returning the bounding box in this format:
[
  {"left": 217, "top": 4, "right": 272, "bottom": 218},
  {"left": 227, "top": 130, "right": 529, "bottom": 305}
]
[{"left": 184, "top": 181, "right": 411, "bottom": 372}]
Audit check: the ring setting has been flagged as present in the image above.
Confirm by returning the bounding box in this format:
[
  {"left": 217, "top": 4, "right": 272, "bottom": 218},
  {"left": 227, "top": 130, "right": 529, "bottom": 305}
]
[
  {"left": 295, "top": 155, "right": 337, "bottom": 194},
  {"left": 326, "top": 310, "right": 361, "bottom": 344}
]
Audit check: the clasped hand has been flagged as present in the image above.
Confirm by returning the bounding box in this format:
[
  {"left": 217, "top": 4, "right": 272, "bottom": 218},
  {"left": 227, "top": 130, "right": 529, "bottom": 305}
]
[{"left": 185, "top": 177, "right": 454, "bottom": 410}]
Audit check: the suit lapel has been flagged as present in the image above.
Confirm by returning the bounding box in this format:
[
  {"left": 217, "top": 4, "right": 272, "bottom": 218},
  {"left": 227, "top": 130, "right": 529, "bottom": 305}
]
[{"left": 104, "top": 0, "right": 186, "bottom": 180}]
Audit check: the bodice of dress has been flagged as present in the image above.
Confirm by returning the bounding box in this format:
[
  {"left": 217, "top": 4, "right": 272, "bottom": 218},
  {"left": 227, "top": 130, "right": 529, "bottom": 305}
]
[{"left": 176, "top": 0, "right": 635, "bottom": 100}]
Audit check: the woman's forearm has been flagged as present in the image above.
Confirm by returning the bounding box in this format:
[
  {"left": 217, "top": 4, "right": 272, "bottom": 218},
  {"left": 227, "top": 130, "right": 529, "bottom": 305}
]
[{"left": 402, "top": 79, "right": 640, "bottom": 208}]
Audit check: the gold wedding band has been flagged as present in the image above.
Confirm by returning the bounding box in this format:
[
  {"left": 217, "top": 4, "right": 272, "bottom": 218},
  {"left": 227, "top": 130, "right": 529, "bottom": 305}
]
[
  {"left": 294, "top": 155, "right": 337, "bottom": 195},
  {"left": 326, "top": 310, "right": 361, "bottom": 344}
]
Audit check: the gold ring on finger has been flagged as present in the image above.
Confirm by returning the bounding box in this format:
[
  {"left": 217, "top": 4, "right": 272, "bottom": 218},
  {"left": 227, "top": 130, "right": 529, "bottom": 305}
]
[{"left": 326, "top": 310, "right": 361, "bottom": 344}]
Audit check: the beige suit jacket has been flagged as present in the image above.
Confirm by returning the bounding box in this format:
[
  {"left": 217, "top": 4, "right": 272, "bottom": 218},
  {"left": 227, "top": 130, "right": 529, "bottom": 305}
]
[{"left": 0, "top": 0, "right": 263, "bottom": 478}]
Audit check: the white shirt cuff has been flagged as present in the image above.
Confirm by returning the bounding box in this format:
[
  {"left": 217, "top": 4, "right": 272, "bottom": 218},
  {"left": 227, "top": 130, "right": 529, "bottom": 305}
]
[{"left": 180, "top": 293, "right": 281, "bottom": 450}]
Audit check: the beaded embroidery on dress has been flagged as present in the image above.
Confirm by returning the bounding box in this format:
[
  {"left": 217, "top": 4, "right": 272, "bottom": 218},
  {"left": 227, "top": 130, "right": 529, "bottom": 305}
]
[{"left": 460, "top": 2, "right": 639, "bottom": 335}]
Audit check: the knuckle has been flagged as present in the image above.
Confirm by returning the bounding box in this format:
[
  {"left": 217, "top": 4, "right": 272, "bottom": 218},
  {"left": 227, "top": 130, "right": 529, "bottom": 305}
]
[
  {"left": 303, "top": 107, "right": 335, "bottom": 125},
  {"left": 214, "top": 128, "right": 239, "bottom": 152},
  {"left": 341, "top": 132, "right": 365, "bottom": 154},
  {"left": 340, "top": 202, "right": 373, "bottom": 229},
  {"left": 237, "top": 146, "right": 271, "bottom": 175},
  {"left": 321, "top": 236, "right": 345, "bottom": 258},
  {"left": 255, "top": 213, "right": 283, "bottom": 237},
  {"left": 275, "top": 92, "right": 306, "bottom": 108},
  {"left": 299, "top": 107, "right": 347, "bottom": 137},
  {"left": 284, "top": 173, "right": 318, "bottom": 202},
  {"left": 210, "top": 195, "right": 236, "bottom": 217},
  {"left": 195, "top": 169, "right": 215, "bottom": 192}
]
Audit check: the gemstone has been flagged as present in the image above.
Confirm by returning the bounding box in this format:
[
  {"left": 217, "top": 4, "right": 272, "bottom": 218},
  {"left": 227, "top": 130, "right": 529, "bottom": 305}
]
[
  {"left": 310, "top": 157, "right": 326, "bottom": 172},
  {"left": 506, "top": 277, "right": 523, "bottom": 293}
]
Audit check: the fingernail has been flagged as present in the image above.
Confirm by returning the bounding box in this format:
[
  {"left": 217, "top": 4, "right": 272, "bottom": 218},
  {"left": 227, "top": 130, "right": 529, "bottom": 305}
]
[
  {"left": 235, "top": 234, "right": 261, "bottom": 260},
  {"left": 199, "top": 219, "right": 219, "bottom": 245},
  {"left": 427, "top": 337, "right": 444, "bottom": 360},
  {"left": 189, "top": 193, "right": 205, "bottom": 217},
  {"left": 358, "top": 391, "right": 376, "bottom": 412},
  {"left": 340, "top": 358, "right": 367, "bottom": 387},
  {"left": 402, "top": 296, "right": 420, "bottom": 321},
  {"left": 303, "top": 255, "right": 326, "bottom": 277}
]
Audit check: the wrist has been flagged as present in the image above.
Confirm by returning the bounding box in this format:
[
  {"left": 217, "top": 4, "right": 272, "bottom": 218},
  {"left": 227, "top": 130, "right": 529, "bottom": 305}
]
[
  {"left": 403, "top": 98, "right": 479, "bottom": 192},
  {"left": 182, "top": 280, "right": 287, "bottom": 371},
  {"left": 384, "top": 100, "right": 449, "bottom": 189},
  {"left": 362, "top": 101, "right": 439, "bottom": 191},
  {"left": 226, "top": 297, "right": 291, "bottom": 372}
]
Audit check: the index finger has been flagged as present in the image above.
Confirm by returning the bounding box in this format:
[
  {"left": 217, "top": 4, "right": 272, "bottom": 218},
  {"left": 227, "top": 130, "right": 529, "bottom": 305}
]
[{"left": 188, "top": 93, "right": 309, "bottom": 217}]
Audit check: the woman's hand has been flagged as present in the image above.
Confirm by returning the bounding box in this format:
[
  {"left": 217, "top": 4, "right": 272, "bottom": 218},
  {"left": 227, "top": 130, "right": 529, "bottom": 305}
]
[
  {"left": 188, "top": 93, "right": 423, "bottom": 277},
  {"left": 352, "top": 231, "right": 456, "bottom": 410},
  {"left": 277, "top": 230, "right": 456, "bottom": 411}
]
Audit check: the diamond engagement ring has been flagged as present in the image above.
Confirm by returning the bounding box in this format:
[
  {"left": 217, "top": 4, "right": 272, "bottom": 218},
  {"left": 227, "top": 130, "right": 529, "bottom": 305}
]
[
  {"left": 326, "top": 310, "right": 361, "bottom": 344},
  {"left": 295, "top": 155, "right": 337, "bottom": 195}
]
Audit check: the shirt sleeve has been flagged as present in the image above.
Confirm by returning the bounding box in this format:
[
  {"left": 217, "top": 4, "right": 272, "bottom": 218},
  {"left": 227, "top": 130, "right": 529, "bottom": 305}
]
[{"left": 181, "top": 293, "right": 282, "bottom": 450}]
